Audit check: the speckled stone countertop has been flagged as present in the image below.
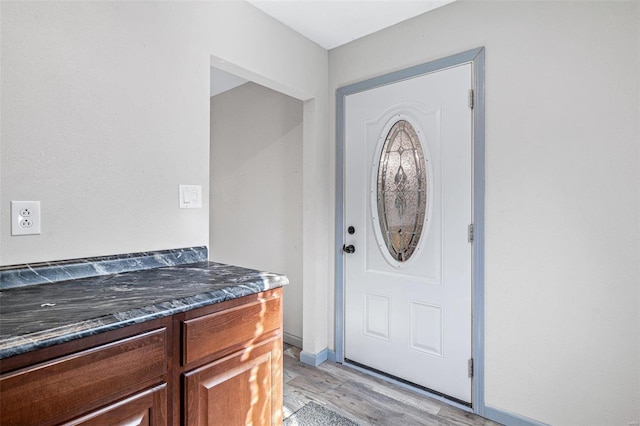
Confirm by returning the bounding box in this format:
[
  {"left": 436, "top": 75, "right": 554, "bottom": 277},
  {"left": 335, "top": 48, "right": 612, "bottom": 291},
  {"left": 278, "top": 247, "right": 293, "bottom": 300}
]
[{"left": 0, "top": 261, "right": 288, "bottom": 360}]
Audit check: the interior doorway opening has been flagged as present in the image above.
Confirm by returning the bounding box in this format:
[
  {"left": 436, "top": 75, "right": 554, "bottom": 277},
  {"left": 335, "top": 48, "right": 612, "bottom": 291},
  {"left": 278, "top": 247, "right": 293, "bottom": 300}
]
[{"left": 209, "top": 66, "right": 304, "bottom": 349}]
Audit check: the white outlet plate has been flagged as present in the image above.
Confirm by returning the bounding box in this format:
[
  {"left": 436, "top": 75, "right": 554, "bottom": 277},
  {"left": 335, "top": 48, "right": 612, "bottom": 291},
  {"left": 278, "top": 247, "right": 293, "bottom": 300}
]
[
  {"left": 11, "top": 201, "right": 41, "bottom": 236},
  {"left": 179, "top": 185, "right": 202, "bottom": 209}
]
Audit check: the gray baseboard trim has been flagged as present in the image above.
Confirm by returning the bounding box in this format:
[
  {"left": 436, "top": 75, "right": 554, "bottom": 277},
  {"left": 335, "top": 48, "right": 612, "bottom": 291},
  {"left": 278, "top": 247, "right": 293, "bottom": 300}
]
[
  {"left": 300, "top": 348, "right": 330, "bottom": 367},
  {"left": 299, "top": 348, "right": 338, "bottom": 366},
  {"left": 484, "top": 406, "right": 549, "bottom": 426},
  {"left": 283, "top": 332, "right": 303, "bottom": 349}
]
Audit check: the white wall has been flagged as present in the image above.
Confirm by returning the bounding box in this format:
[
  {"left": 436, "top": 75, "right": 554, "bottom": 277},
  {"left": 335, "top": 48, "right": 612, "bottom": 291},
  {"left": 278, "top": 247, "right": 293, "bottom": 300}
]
[
  {"left": 210, "top": 82, "right": 303, "bottom": 344},
  {"left": 329, "top": 1, "right": 640, "bottom": 425}
]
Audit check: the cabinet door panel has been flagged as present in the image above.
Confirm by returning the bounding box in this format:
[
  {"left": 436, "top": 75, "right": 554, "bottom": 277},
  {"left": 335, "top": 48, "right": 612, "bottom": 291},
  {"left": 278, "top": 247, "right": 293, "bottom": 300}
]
[
  {"left": 184, "top": 337, "right": 282, "bottom": 426},
  {"left": 63, "top": 384, "right": 167, "bottom": 426}
]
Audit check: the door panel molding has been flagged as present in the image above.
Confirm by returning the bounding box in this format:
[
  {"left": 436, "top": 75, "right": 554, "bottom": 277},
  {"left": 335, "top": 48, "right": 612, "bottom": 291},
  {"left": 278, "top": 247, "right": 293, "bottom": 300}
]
[{"left": 335, "top": 47, "right": 485, "bottom": 414}]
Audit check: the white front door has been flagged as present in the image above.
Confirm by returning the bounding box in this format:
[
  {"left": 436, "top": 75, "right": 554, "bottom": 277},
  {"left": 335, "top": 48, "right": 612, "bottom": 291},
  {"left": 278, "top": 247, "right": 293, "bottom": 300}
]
[{"left": 344, "top": 63, "right": 473, "bottom": 403}]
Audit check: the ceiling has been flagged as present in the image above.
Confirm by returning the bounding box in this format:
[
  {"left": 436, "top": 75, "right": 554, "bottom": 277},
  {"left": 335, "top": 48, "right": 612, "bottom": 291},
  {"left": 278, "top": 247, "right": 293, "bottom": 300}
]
[{"left": 246, "top": 0, "right": 455, "bottom": 50}]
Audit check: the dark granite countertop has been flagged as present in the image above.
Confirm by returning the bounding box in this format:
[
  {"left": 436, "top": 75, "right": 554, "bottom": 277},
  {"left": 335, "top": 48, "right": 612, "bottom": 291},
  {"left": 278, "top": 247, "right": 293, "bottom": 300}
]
[{"left": 0, "top": 261, "right": 288, "bottom": 360}]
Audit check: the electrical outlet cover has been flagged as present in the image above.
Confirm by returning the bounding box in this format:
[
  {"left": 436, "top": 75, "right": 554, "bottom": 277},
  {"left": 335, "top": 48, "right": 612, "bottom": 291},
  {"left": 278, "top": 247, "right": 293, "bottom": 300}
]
[{"left": 11, "top": 201, "right": 41, "bottom": 236}]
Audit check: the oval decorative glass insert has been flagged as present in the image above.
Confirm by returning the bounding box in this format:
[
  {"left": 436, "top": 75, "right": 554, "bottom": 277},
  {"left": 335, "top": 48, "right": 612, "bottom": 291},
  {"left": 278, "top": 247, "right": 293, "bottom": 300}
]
[{"left": 377, "top": 120, "right": 427, "bottom": 262}]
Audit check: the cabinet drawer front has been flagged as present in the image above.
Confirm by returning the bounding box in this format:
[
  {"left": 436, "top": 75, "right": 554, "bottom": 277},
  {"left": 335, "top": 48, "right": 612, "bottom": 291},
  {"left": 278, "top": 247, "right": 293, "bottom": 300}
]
[
  {"left": 183, "top": 293, "right": 281, "bottom": 365},
  {"left": 63, "top": 384, "right": 167, "bottom": 426},
  {"left": 0, "top": 328, "right": 167, "bottom": 426}
]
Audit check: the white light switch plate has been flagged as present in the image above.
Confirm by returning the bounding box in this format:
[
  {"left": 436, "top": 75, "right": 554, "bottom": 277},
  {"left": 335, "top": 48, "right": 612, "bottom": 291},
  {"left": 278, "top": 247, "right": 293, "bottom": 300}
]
[
  {"left": 11, "top": 201, "right": 41, "bottom": 235},
  {"left": 179, "top": 185, "right": 202, "bottom": 208}
]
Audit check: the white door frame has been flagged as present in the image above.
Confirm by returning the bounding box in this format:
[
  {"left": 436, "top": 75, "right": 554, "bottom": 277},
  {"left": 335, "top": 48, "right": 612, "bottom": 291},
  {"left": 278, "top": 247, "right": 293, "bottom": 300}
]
[{"left": 335, "top": 47, "right": 486, "bottom": 414}]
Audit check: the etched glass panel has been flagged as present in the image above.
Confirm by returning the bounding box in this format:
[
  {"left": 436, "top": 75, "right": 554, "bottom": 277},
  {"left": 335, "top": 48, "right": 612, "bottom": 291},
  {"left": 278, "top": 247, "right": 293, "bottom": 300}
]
[{"left": 377, "top": 120, "right": 427, "bottom": 262}]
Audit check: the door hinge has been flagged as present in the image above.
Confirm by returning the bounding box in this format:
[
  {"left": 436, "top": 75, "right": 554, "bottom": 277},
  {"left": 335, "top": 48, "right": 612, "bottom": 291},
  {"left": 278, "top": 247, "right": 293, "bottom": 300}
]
[
  {"left": 468, "top": 224, "right": 474, "bottom": 243},
  {"left": 469, "top": 89, "right": 474, "bottom": 109},
  {"left": 468, "top": 358, "right": 474, "bottom": 378}
]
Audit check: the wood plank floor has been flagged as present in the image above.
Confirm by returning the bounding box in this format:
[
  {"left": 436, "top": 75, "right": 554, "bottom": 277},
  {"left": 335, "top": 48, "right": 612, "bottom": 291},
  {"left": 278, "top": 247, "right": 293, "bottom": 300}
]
[{"left": 283, "top": 344, "right": 501, "bottom": 426}]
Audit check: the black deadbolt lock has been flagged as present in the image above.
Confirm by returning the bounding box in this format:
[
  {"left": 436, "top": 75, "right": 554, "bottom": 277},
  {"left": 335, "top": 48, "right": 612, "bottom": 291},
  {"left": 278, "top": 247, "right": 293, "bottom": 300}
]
[{"left": 347, "top": 226, "right": 355, "bottom": 235}]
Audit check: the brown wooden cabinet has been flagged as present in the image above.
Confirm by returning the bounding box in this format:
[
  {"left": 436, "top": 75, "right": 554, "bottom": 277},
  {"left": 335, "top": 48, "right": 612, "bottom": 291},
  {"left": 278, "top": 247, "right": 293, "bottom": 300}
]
[
  {"left": 0, "top": 288, "right": 283, "bottom": 426},
  {"left": 175, "top": 288, "right": 284, "bottom": 426}
]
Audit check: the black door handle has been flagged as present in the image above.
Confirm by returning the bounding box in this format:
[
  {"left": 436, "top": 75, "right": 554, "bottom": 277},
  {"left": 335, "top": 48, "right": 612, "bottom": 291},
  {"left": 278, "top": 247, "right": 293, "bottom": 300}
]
[{"left": 343, "top": 244, "right": 355, "bottom": 254}]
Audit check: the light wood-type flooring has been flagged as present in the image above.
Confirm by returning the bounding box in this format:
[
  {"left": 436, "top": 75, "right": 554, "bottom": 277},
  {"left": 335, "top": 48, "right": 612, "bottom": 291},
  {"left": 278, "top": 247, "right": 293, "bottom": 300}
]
[{"left": 283, "top": 344, "right": 501, "bottom": 426}]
